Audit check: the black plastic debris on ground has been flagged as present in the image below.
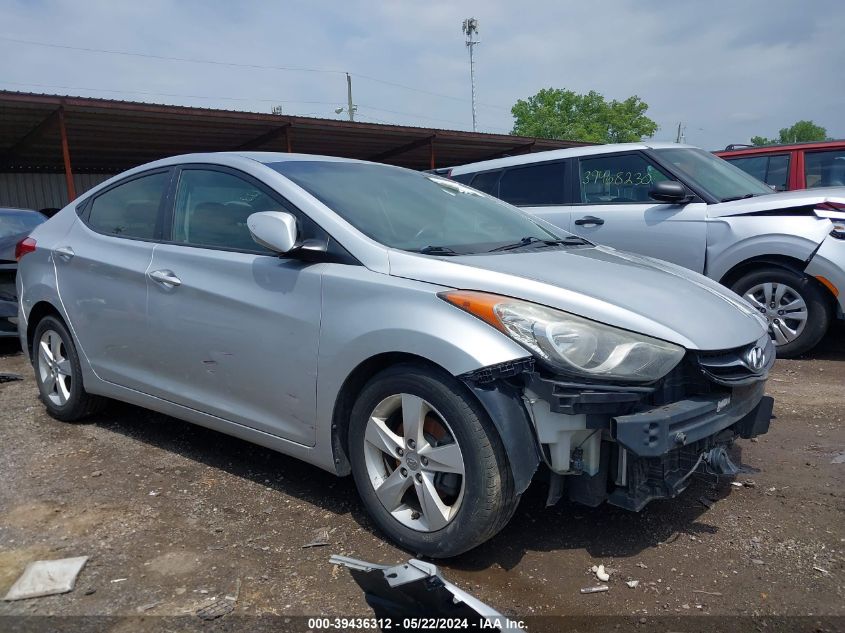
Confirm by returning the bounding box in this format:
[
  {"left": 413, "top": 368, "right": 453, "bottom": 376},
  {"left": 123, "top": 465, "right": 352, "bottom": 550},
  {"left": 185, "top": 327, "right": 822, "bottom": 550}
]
[{"left": 330, "top": 555, "right": 516, "bottom": 631}]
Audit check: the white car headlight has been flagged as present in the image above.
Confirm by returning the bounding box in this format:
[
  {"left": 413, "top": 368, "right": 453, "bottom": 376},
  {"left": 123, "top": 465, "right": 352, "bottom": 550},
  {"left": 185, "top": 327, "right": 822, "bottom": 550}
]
[{"left": 441, "top": 291, "right": 685, "bottom": 383}]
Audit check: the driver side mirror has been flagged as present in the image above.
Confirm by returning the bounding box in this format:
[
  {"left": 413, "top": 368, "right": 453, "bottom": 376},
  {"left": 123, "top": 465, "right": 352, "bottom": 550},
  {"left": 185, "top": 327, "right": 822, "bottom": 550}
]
[
  {"left": 649, "top": 180, "right": 690, "bottom": 204},
  {"left": 247, "top": 211, "right": 298, "bottom": 254}
]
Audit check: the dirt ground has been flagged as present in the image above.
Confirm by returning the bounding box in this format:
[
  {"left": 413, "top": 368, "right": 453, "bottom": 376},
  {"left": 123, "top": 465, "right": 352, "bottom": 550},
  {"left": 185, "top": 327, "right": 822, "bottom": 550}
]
[{"left": 0, "top": 325, "right": 843, "bottom": 629}]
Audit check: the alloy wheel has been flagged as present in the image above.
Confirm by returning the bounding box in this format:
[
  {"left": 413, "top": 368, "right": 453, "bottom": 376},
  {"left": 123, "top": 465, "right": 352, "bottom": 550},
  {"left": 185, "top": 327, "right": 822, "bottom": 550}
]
[
  {"left": 743, "top": 282, "right": 808, "bottom": 345},
  {"left": 363, "top": 393, "right": 466, "bottom": 532},
  {"left": 37, "top": 329, "right": 73, "bottom": 406}
]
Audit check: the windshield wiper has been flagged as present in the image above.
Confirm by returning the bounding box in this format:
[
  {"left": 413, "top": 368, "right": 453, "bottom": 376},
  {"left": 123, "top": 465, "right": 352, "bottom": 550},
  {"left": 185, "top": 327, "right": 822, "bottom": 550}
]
[
  {"left": 488, "top": 235, "right": 591, "bottom": 252},
  {"left": 416, "top": 245, "right": 458, "bottom": 256},
  {"left": 720, "top": 193, "right": 756, "bottom": 202},
  {"left": 487, "top": 236, "right": 545, "bottom": 252}
]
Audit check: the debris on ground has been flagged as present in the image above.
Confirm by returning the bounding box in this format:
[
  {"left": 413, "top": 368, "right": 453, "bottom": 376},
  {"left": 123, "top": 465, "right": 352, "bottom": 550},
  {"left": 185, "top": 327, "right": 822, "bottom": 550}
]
[
  {"left": 813, "top": 566, "right": 831, "bottom": 575},
  {"left": 730, "top": 482, "right": 744, "bottom": 488},
  {"left": 591, "top": 564, "right": 610, "bottom": 582},
  {"left": 330, "top": 555, "right": 506, "bottom": 625},
  {"left": 625, "top": 580, "right": 639, "bottom": 588},
  {"left": 3, "top": 556, "right": 88, "bottom": 601},
  {"left": 302, "top": 527, "right": 331, "bottom": 548},
  {"left": 0, "top": 372, "right": 23, "bottom": 383},
  {"left": 580, "top": 586, "right": 609, "bottom": 594},
  {"left": 196, "top": 578, "right": 240, "bottom": 621},
  {"left": 699, "top": 496, "right": 715, "bottom": 509},
  {"left": 693, "top": 590, "right": 723, "bottom": 596},
  {"left": 832, "top": 452, "right": 845, "bottom": 464}
]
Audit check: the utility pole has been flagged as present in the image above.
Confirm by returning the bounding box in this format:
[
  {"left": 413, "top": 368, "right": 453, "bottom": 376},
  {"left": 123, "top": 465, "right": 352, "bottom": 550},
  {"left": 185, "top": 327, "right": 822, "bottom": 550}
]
[
  {"left": 336, "top": 73, "right": 357, "bottom": 121},
  {"left": 675, "top": 122, "right": 686, "bottom": 143},
  {"left": 346, "top": 73, "right": 355, "bottom": 122},
  {"left": 462, "top": 18, "right": 479, "bottom": 132}
]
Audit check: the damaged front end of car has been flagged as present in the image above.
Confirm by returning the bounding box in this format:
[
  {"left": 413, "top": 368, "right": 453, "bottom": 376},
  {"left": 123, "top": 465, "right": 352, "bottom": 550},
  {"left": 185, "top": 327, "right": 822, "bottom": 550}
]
[{"left": 460, "top": 333, "right": 775, "bottom": 512}]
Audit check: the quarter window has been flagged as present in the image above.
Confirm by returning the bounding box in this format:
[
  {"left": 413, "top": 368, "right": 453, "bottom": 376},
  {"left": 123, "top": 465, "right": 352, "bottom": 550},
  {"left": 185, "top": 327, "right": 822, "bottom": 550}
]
[
  {"left": 577, "top": 154, "right": 672, "bottom": 203},
  {"left": 499, "top": 162, "right": 566, "bottom": 206},
  {"left": 88, "top": 172, "right": 167, "bottom": 239},
  {"left": 469, "top": 170, "right": 502, "bottom": 196},
  {"left": 172, "top": 169, "right": 278, "bottom": 251},
  {"left": 804, "top": 149, "right": 845, "bottom": 188}
]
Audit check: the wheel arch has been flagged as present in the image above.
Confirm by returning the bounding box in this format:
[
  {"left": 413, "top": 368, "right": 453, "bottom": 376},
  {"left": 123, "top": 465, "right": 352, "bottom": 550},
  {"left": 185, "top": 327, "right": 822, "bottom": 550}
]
[
  {"left": 329, "top": 352, "right": 540, "bottom": 494},
  {"left": 25, "top": 301, "right": 66, "bottom": 360},
  {"left": 719, "top": 255, "right": 838, "bottom": 307}
]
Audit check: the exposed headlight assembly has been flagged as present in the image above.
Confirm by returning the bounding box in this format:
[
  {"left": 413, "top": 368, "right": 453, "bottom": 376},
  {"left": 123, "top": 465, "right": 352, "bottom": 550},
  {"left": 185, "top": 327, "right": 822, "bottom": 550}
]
[{"left": 441, "top": 291, "right": 685, "bottom": 383}]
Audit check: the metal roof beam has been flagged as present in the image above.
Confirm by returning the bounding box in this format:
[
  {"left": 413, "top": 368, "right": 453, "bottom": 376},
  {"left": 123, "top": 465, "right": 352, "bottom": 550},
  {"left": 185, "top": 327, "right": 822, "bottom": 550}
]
[
  {"left": 234, "top": 124, "right": 291, "bottom": 150},
  {"left": 1, "top": 107, "right": 61, "bottom": 161},
  {"left": 369, "top": 135, "right": 435, "bottom": 162}
]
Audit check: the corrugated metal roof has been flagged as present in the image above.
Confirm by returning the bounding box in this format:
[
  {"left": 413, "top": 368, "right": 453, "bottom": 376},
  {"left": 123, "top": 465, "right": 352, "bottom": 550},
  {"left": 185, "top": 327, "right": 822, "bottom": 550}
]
[{"left": 0, "top": 91, "right": 590, "bottom": 173}]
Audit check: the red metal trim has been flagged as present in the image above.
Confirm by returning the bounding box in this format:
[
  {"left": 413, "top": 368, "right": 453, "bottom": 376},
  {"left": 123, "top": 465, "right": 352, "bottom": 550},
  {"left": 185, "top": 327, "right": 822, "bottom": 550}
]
[
  {"left": 790, "top": 150, "right": 804, "bottom": 190},
  {"left": 57, "top": 106, "right": 76, "bottom": 201}
]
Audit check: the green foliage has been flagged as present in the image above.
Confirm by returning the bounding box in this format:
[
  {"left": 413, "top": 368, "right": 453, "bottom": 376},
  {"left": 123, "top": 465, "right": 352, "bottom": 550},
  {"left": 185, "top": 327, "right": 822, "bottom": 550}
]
[
  {"left": 511, "top": 88, "right": 658, "bottom": 143},
  {"left": 751, "top": 120, "right": 829, "bottom": 146}
]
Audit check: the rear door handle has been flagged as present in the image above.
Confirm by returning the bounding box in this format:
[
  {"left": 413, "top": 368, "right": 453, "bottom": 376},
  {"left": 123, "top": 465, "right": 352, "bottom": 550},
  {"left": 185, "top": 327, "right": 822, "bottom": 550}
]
[
  {"left": 148, "top": 269, "right": 182, "bottom": 287},
  {"left": 574, "top": 215, "right": 605, "bottom": 226},
  {"left": 54, "top": 246, "right": 75, "bottom": 261}
]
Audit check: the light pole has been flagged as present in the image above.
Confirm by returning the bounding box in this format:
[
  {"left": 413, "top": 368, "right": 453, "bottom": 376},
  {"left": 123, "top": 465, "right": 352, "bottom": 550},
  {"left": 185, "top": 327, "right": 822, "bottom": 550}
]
[
  {"left": 462, "top": 18, "right": 479, "bottom": 132},
  {"left": 335, "top": 73, "right": 357, "bottom": 121}
]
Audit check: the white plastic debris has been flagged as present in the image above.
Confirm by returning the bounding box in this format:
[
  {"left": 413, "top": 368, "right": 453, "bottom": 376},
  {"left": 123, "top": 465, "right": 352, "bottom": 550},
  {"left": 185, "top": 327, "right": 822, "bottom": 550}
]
[
  {"left": 3, "top": 557, "right": 88, "bottom": 601},
  {"left": 626, "top": 580, "right": 640, "bottom": 588},
  {"left": 580, "top": 585, "right": 609, "bottom": 594},
  {"left": 730, "top": 482, "right": 744, "bottom": 488},
  {"left": 594, "top": 564, "right": 610, "bottom": 582}
]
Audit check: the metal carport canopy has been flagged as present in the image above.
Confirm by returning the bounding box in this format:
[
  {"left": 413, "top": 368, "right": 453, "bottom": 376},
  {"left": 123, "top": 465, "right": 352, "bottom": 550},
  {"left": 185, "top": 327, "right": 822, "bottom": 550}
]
[{"left": 0, "top": 91, "right": 589, "bottom": 195}]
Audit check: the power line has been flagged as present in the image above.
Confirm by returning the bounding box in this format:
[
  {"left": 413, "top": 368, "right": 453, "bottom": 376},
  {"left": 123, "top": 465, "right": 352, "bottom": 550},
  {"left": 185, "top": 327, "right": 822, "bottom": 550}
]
[{"left": 0, "top": 34, "right": 512, "bottom": 112}]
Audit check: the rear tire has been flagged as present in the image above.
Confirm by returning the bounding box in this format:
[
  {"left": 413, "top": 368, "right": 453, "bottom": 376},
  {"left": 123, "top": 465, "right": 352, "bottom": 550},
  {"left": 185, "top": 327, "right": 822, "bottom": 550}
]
[
  {"left": 348, "top": 363, "right": 519, "bottom": 558},
  {"left": 32, "top": 316, "right": 105, "bottom": 421},
  {"left": 731, "top": 266, "right": 832, "bottom": 358}
]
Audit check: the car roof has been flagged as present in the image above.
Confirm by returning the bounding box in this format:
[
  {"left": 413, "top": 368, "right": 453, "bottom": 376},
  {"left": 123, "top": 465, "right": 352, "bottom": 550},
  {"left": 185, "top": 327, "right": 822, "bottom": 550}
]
[
  {"left": 716, "top": 140, "right": 845, "bottom": 157},
  {"left": 448, "top": 142, "right": 697, "bottom": 174}
]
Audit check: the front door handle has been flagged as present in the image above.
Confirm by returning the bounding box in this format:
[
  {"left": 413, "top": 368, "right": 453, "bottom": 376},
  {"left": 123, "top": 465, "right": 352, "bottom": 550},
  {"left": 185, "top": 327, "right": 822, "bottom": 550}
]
[
  {"left": 54, "top": 246, "right": 75, "bottom": 261},
  {"left": 574, "top": 215, "right": 605, "bottom": 226},
  {"left": 149, "top": 269, "right": 182, "bottom": 287}
]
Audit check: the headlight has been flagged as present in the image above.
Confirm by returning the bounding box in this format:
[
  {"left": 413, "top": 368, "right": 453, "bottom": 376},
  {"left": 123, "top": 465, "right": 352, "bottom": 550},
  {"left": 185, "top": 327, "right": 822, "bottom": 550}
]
[{"left": 440, "top": 291, "right": 685, "bottom": 383}]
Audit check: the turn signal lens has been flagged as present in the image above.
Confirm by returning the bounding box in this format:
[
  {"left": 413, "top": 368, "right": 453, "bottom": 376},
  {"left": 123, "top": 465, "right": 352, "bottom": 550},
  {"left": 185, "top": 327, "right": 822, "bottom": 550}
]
[{"left": 15, "top": 237, "right": 36, "bottom": 261}]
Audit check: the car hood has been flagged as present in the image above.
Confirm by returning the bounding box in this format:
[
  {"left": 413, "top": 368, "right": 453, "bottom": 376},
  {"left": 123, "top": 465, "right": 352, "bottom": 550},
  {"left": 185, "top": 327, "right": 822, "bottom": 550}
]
[
  {"left": 708, "top": 186, "right": 845, "bottom": 217},
  {"left": 388, "top": 245, "right": 767, "bottom": 351}
]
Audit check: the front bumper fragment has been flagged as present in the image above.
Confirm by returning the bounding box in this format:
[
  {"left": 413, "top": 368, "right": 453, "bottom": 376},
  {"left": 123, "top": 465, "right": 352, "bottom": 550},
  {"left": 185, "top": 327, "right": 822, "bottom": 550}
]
[{"left": 612, "top": 382, "right": 769, "bottom": 458}]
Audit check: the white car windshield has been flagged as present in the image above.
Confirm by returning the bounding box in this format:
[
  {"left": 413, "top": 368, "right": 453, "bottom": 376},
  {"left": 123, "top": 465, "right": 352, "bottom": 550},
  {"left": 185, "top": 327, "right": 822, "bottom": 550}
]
[
  {"left": 272, "top": 161, "right": 563, "bottom": 254},
  {"left": 654, "top": 148, "right": 775, "bottom": 202}
]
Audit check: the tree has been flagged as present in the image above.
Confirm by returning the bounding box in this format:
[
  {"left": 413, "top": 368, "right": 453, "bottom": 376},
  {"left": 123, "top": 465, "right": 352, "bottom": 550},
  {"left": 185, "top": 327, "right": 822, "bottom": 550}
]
[
  {"left": 511, "top": 88, "right": 658, "bottom": 143},
  {"left": 751, "top": 120, "right": 829, "bottom": 146}
]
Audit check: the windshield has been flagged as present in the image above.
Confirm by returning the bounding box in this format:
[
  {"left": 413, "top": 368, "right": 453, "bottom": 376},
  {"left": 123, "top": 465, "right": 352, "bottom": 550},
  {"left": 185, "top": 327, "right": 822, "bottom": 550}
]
[
  {"left": 271, "top": 161, "right": 562, "bottom": 254},
  {"left": 653, "top": 148, "right": 774, "bottom": 202},
  {"left": 0, "top": 209, "right": 46, "bottom": 239}
]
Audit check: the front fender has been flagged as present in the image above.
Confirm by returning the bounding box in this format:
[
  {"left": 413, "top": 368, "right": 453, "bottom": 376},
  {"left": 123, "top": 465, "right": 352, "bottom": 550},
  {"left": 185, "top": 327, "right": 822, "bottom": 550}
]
[
  {"left": 315, "top": 266, "right": 535, "bottom": 478},
  {"left": 705, "top": 216, "right": 831, "bottom": 282}
]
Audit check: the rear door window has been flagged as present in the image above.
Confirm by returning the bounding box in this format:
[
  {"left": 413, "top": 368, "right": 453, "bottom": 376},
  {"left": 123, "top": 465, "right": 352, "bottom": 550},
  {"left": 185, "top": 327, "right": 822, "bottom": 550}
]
[
  {"left": 804, "top": 149, "right": 845, "bottom": 188},
  {"left": 577, "top": 153, "right": 672, "bottom": 203},
  {"left": 87, "top": 171, "right": 168, "bottom": 239},
  {"left": 499, "top": 162, "right": 566, "bottom": 206}
]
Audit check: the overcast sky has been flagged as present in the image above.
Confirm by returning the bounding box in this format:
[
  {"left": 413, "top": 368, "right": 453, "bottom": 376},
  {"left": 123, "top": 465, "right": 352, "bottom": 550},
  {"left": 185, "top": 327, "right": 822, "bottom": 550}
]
[{"left": 2, "top": 0, "right": 843, "bottom": 150}]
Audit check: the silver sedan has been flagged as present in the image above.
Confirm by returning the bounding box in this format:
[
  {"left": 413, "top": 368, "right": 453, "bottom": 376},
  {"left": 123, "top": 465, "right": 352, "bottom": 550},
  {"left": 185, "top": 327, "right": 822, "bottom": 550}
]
[{"left": 16, "top": 152, "right": 774, "bottom": 556}]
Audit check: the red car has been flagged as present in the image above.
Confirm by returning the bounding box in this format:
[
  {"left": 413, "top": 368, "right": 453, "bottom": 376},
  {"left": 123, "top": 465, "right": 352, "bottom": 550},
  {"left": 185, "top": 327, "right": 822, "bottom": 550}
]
[{"left": 716, "top": 141, "right": 845, "bottom": 192}]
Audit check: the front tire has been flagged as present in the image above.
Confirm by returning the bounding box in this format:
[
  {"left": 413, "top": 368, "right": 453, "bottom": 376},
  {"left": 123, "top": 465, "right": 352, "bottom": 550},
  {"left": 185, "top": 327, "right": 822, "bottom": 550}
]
[
  {"left": 32, "top": 316, "right": 105, "bottom": 421},
  {"left": 731, "top": 266, "right": 832, "bottom": 358},
  {"left": 348, "top": 363, "right": 519, "bottom": 558}
]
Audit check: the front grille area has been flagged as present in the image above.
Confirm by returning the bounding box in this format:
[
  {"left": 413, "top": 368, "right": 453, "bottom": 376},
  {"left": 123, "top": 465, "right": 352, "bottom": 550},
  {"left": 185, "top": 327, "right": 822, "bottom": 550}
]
[{"left": 697, "top": 335, "right": 774, "bottom": 386}]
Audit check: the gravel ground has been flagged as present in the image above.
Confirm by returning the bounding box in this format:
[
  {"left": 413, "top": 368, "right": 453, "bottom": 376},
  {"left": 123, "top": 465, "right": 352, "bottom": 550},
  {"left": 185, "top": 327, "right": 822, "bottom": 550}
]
[{"left": 0, "top": 325, "right": 843, "bottom": 629}]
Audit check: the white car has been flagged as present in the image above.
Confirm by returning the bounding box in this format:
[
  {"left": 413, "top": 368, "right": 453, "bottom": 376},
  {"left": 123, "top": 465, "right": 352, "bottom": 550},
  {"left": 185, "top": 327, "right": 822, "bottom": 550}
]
[{"left": 449, "top": 143, "right": 845, "bottom": 357}]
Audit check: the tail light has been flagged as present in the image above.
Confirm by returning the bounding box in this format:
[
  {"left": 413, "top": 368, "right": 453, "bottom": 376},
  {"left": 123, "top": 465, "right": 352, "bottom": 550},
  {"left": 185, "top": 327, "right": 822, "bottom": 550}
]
[{"left": 15, "top": 237, "right": 36, "bottom": 261}]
